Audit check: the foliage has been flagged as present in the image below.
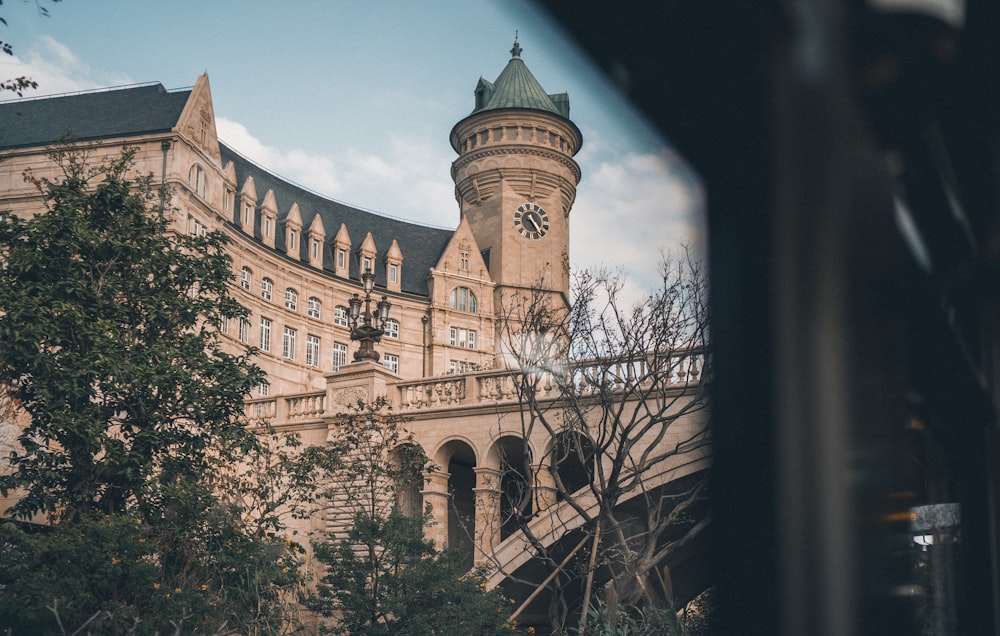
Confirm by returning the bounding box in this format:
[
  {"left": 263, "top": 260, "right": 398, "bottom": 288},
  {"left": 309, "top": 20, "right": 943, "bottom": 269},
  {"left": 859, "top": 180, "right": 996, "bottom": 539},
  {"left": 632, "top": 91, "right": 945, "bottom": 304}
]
[
  {"left": 0, "top": 510, "right": 301, "bottom": 635},
  {"left": 0, "top": 147, "right": 303, "bottom": 633},
  {"left": 0, "top": 145, "right": 263, "bottom": 521},
  {"left": 298, "top": 398, "right": 518, "bottom": 635},
  {"left": 310, "top": 510, "right": 518, "bottom": 636},
  {"left": 565, "top": 600, "right": 684, "bottom": 636}
]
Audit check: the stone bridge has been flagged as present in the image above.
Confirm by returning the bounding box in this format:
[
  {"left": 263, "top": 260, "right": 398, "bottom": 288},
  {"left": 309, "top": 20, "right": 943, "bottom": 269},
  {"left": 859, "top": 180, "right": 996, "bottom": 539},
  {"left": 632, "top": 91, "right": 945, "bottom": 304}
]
[{"left": 254, "top": 352, "right": 709, "bottom": 612}]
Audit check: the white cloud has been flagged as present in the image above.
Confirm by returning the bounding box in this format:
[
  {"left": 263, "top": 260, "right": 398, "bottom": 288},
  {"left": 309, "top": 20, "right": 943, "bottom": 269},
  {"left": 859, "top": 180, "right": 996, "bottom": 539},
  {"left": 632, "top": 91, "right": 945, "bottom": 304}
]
[
  {"left": 0, "top": 35, "right": 131, "bottom": 98},
  {"left": 571, "top": 146, "right": 706, "bottom": 300},
  {"left": 217, "top": 118, "right": 459, "bottom": 228}
]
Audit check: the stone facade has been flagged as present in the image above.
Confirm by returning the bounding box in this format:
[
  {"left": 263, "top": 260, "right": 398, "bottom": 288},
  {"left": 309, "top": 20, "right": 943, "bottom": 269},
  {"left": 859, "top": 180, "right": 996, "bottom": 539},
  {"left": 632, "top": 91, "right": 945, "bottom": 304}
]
[{"left": 0, "top": 43, "right": 709, "bottom": 610}]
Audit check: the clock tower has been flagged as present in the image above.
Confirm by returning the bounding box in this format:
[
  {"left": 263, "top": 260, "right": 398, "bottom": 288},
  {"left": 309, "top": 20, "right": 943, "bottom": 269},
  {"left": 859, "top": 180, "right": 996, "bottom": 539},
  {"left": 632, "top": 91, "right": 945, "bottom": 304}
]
[{"left": 450, "top": 36, "right": 582, "bottom": 312}]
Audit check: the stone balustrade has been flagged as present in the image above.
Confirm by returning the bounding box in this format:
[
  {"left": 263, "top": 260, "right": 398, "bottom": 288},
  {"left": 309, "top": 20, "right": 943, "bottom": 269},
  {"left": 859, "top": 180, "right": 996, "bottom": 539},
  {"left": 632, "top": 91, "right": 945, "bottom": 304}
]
[{"left": 248, "top": 350, "right": 705, "bottom": 425}]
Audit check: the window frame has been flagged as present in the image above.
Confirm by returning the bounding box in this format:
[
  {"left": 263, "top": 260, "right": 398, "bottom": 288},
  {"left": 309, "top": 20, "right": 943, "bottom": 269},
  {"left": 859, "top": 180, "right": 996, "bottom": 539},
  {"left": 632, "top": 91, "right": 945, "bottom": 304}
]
[
  {"left": 306, "top": 334, "right": 321, "bottom": 367},
  {"left": 282, "top": 326, "right": 297, "bottom": 360},
  {"left": 260, "top": 317, "right": 272, "bottom": 352},
  {"left": 307, "top": 297, "right": 322, "bottom": 320},
  {"left": 285, "top": 288, "right": 298, "bottom": 311},
  {"left": 382, "top": 353, "right": 399, "bottom": 374},
  {"left": 333, "top": 342, "right": 348, "bottom": 371},
  {"left": 334, "top": 306, "right": 349, "bottom": 328}
]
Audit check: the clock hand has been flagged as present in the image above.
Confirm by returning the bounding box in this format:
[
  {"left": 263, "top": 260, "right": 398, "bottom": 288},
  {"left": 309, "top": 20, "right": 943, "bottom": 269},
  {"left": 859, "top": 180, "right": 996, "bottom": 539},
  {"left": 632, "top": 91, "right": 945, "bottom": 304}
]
[{"left": 525, "top": 215, "right": 540, "bottom": 232}]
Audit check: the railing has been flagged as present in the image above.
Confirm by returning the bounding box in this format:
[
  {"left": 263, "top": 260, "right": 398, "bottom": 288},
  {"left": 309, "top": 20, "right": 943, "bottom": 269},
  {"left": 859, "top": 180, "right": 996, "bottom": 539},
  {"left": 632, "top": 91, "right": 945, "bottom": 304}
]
[
  {"left": 244, "top": 397, "right": 276, "bottom": 426},
  {"left": 286, "top": 391, "right": 325, "bottom": 422},
  {"left": 247, "top": 350, "right": 705, "bottom": 424}
]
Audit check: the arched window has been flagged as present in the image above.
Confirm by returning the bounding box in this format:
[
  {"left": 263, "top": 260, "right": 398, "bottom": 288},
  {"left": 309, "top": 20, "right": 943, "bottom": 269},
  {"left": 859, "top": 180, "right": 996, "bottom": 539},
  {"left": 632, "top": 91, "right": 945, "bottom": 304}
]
[
  {"left": 240, "top": 267, "right": 252, "bottom": 291},
  {"left": 188, "top": 164, "right": 207, "bottom": 199},
  {"left": 307, "top": 297, "right": 322, "bottom": 320},
  {"left": 285, "top": 288, "right": 298, "bottom": 311},
  {"left": 384, "top": 319, "right": 399, "bottom": 339},
  {"left": 260, "top": 277, "right": 273, "bottom": 301},
  {"left": 449, "top": 287, "right": 477, "bottom": 314},
  {"left": 334, "top": 306, "right": 349, "bottom": 328}
]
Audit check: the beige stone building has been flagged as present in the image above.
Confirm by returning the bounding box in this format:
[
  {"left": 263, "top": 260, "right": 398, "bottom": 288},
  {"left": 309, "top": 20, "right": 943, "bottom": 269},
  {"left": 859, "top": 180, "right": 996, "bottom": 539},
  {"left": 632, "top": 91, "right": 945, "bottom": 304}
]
[{"left": 0, "top": 40, "right": 708, "bottom": 624}]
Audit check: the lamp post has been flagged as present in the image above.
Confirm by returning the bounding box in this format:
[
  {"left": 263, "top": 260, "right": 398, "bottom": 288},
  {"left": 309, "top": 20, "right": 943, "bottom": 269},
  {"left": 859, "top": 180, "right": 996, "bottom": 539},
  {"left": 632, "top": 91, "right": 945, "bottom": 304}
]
[{"left": 349, "top": 266, "right": 392, "bottom": 362}]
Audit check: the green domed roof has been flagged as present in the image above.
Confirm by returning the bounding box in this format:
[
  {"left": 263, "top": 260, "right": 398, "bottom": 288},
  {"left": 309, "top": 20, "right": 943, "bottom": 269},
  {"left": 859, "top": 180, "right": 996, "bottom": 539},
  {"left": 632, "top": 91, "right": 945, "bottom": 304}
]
[{"left": 472, "top": 37, "right": 570, "bottom": 119}]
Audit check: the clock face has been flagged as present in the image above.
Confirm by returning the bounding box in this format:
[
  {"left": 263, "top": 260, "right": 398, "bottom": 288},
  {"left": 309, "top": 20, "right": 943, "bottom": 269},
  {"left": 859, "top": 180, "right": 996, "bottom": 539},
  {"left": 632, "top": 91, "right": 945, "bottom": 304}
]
[{"left": 513, "top": 203, "right": 549, "bottom": 240}]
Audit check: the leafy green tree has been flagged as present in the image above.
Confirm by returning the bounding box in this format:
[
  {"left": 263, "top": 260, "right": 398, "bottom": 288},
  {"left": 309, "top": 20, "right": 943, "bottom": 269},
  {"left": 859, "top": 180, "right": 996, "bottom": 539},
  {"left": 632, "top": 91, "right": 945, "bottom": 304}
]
[
  {"left": 298, "top": 399, "right": 519, "bottom": 635},
  {"left": 0, "top": 145, "right": 261, "bottom": 521},
  {"left": 0, "top": 146, "right": 303, "bottom": 634}
]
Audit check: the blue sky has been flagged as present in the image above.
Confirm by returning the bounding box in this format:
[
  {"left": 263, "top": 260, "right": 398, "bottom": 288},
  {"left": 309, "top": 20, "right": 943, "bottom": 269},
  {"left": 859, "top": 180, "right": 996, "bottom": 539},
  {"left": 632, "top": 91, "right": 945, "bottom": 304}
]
[{"left": 1, "top": 1, "right": 704, "bottom": 298}]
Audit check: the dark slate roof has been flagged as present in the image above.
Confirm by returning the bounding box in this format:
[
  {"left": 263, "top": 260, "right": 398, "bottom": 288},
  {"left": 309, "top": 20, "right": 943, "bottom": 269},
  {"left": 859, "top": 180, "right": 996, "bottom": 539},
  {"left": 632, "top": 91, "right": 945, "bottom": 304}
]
[
  {"left": 221, "top": 144, "right": 453, "bottom": 298},
  {"left": 0, "top": 83, "right": 190, "bottom": 149},
  {"left": 472, "top": 38, "right": 570, "bottom": 119}
]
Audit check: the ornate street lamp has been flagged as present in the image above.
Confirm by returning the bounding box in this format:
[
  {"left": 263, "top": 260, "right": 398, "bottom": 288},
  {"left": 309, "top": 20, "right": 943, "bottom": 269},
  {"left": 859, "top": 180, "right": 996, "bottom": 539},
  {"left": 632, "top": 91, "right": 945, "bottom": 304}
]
[{"left": 349, "top": 266, "right": 392, "bottom": 362}]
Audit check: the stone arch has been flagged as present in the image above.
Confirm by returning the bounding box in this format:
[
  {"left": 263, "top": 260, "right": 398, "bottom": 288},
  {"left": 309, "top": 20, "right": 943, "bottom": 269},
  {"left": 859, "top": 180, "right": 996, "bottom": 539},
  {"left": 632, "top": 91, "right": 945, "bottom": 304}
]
[
  {"left": 487, "top": 435, "right": 534, "bottom": 541},
  {"left": 434, "top": 438, "right": 478, "bottom": 570},
  {"left": 549, "top": 430, "right": 596, "bottom": 500},
  {"left": 389, "top": 441, "right": 427, "bottom": 519}
]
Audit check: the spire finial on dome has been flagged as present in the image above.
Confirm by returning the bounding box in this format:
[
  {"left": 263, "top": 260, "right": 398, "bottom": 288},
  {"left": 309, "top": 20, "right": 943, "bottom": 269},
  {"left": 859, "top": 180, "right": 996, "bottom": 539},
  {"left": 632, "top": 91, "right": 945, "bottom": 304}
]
[{"left": 511, "top": 31, "right": 522, "bottom": 58}]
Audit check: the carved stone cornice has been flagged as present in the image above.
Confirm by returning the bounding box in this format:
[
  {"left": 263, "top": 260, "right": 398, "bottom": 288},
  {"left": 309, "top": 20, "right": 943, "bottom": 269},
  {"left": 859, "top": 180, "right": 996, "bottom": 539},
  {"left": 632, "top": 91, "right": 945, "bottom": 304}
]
[{"left": 451, "top": 145, "right": 581, "bottom": 183}]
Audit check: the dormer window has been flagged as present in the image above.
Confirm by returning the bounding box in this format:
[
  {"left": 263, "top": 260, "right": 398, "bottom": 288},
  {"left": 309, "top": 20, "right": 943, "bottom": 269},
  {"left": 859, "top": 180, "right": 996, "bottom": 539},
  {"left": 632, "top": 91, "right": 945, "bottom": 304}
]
[
  {"left": 243, "top": 203, "right": 253, "bottom": 228},
  {"left": 311, "top": 238, "right": 320, "bottom": 260},
  {"left": 264, "top": 216, "right": 272, "bottom": 238},
  {"left": 362, "top": 257, "right": 373, "bottom": 274},
  {"left": 288, "top": 228, "right": 299, "bottom": 253},
  {"left": 389, "top": 263, "right": 398, "bottom": 284}
]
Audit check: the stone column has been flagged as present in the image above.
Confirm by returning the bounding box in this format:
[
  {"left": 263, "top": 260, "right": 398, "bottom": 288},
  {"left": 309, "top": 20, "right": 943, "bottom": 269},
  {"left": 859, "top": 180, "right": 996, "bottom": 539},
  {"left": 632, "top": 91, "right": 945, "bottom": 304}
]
[
  {"left": 421, "top": 470, "right": 450, "bottom": 550},
  {"left": 473, "top": 466, "right": 502, "bottom": 558},
  {"left": 532, "top": 462, "right": 558, "bottom": 512}
]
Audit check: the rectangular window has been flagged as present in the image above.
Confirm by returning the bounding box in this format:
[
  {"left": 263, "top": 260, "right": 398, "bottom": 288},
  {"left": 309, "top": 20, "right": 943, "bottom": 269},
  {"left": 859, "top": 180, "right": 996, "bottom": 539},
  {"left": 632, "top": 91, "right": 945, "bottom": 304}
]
[
  {"left": 306, "top": 334, "right": 320, "bottom": 367},
  {"left": 383, "top": 354, "right": 399, "bottom": 374},
  {"left": 258, "top": 382, "right": 269, "bottom": 397},
  {"left": 260, "top": 318, "right": 272, "bottom": 352},
  {"left": 389, "top": 263, "right": 398, "bottom": 283},
  {"left": 384, "top": 320, "right": 399, "bottom": 339},
  {"left": 264, "top": 216, "right": 272, "bottom": 238},
  {"left": 449, "top": 327, "right": 475, "bottom": 349},
  {"left": 337, "top": 249, "right": 346, "bottom": 269},
  {"left": 289, "top": 229, "right": 298, "bottom": 251},
  {"left": 239, "top": 318, "right": 250, "bottom": 343},
  {"left": 282, "top": 327, "right": 296, "bottom": 359},
  {"left": 333, "top": 342, "right": 348, "bottom": 371},
  {"left": 244, "top": 203, "right": 253, "bottom": 228},
  {"left": 189, "top": 216, "right": 206, "bottom": 237},
  {"left": 220, "top": 317, "right": 229, "bottom": 334},
  {"left": 312, "top": 239, "right": 320, "bottom": 260},
  {"left": 363, "top": 257, "right": 372, "bottom": 273}
]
